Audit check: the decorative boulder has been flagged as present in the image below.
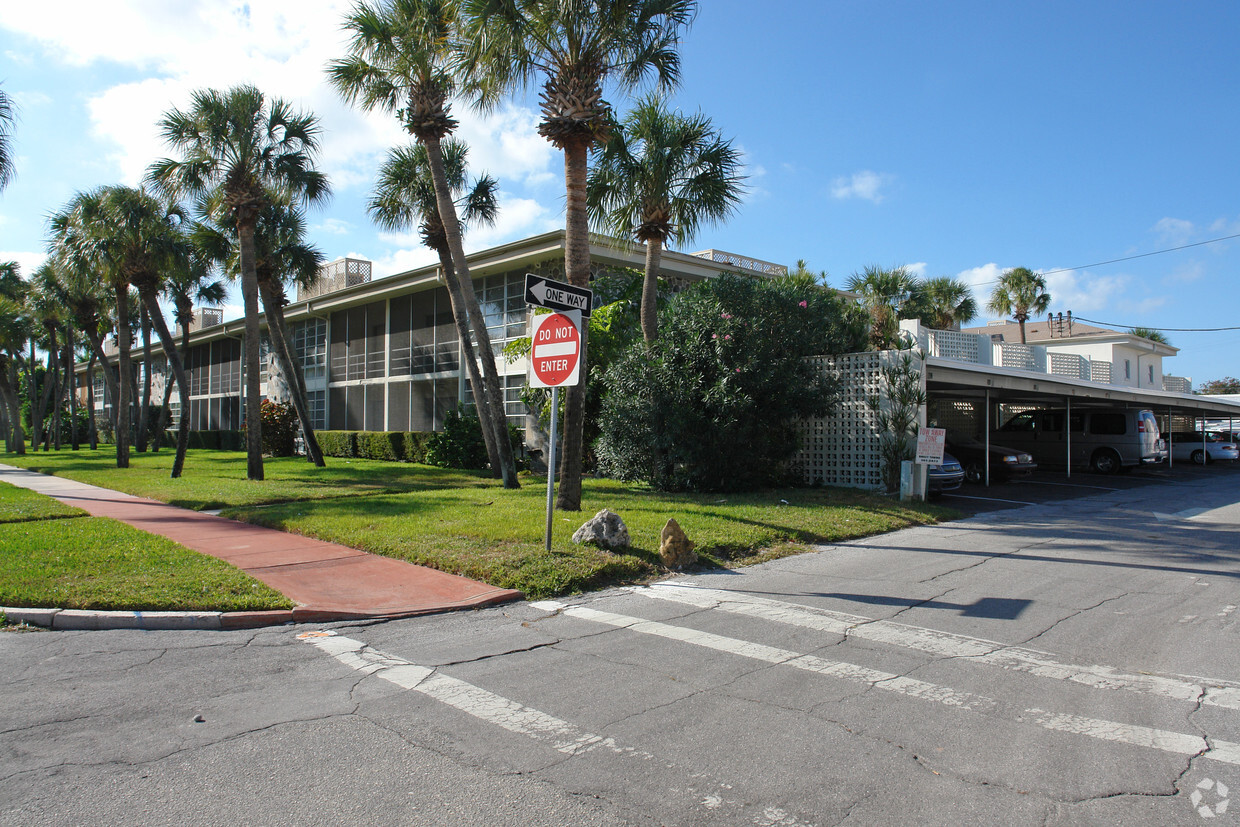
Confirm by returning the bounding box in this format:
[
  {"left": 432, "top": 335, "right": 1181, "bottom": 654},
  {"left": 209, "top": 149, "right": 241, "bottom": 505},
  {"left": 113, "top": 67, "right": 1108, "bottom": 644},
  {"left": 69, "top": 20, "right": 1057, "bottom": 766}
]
[
  {"left": 572, "top": 509, "right": 631, "bottom": 550},
  {"left": 659, "top": 519, "right": 697, "bottom": 568}
]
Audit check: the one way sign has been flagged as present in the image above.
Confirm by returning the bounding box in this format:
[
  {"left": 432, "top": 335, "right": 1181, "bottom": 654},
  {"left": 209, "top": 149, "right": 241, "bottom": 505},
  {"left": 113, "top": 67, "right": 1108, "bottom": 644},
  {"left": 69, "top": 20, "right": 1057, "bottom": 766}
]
[{"left": 524, "top": 273, "right": 592, "bottom": 318}]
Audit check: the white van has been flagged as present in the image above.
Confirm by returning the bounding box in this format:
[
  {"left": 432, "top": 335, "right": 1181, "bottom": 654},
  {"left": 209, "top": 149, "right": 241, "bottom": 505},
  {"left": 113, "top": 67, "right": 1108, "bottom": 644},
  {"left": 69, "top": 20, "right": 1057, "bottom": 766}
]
[{"left": 992, "top": 407, "right": 1167, "bottom": 474}]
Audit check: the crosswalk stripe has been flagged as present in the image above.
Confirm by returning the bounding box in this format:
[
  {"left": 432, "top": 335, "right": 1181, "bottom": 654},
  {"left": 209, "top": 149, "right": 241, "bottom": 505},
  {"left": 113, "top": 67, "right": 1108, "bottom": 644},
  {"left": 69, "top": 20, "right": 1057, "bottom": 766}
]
[
  {"left": 533, "top": 600, "right": 1240, "bottom": 767},
  {"left": 634, "top": 583, "right": 1240, "bottom": 711},
  {"left": 300, "top": 631, "right": 818, "bottom": 826}
]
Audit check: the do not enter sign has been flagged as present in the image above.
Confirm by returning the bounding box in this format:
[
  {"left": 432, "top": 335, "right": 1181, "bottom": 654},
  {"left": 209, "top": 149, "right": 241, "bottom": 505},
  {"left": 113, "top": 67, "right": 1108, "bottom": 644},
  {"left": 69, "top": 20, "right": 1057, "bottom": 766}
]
[{"left": 529, "top": 311, "right": 582, "bottom": 388}]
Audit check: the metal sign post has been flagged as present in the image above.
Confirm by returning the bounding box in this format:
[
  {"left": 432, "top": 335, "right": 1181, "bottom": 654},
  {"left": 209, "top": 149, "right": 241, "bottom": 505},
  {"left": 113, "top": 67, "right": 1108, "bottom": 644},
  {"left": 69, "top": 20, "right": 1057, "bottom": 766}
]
[
  {"left": 543, "top": 387, "right": 559, "bottom": 551},
  {"left": 528, "top": 310, "right": 583, "bottom": 551}
]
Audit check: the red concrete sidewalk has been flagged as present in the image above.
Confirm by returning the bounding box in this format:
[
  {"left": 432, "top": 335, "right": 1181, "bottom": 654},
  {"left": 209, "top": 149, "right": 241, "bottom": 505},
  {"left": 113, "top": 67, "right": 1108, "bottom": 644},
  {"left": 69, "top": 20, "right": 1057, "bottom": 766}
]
[{"left": 1, "top": 464, "right": 522, "bottom": 621}]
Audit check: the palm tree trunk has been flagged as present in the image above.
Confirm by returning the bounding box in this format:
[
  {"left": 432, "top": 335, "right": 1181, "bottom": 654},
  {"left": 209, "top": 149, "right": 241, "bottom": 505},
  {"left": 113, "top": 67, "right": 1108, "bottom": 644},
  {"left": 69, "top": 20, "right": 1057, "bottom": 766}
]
[
  {"left": 83, "top": 331, "right": 118, "bottom": 435},
  {"left": 114, "top": 285, "right": 132, "bottom": 468},
  {"left": 37, "top": 330, "right": 58, "bottom": 451},
  {"left": 28, "top": 338, "right": 40, "bottom": 453},
  {"left": 0, "top": 361, "right": 24, "bottom": 454},
  {"left": 86, "top": 351, "right": 98, "bottom": 450},
  {"left": 135, "top": 307, "right": 152, "bottom": 452},
  {"left": 555, "top": 138, "right": 593, "bottom": 511},
  {"left": 433, "top": 247, "right": 500, "bottom": 473},
  {"left": 641, "top": 237, "right": 663, "bottom": 344},
  {"left": 257, "top": 280, "right": 325, "bottom": 467},
  {"left": 423, "top": 137, "right": 518, "bottom": 488},
  {"left": 138, "top": 288, "right": 191, "bottom": 478},
  {"left": 237, "top": 213, "right": 265, "bottom": 481},
  {"left": 63, "top": 328, "right": 77, "bottom": 450}
]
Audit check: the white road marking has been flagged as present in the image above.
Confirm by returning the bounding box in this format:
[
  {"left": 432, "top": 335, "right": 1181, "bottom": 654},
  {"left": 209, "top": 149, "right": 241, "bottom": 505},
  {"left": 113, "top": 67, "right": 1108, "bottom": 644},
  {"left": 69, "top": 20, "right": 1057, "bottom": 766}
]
[
  {"left": 1219, "top": 605, "right": 1237, "bottom": 619},
  {"left": 1155, "top": 507, "right": 1211, "bottom": 521},
  {"left": 631, "top": 584, "right": 1240, "bottom": 711},
  {"left": 1019, "top": 480, "right": 1118, "bottom": 491},
  {"left": 939, "top": 493, "right": 1037, "bottom": 505},
  {"left": 533, "top": 601, "right": 1240, "bottom": 767},
  {"left": 533, "top": 601, "right": 995, "bottom": 712},
  {"left": 300, "top": 631, "right": 818, "bottom": 827}
]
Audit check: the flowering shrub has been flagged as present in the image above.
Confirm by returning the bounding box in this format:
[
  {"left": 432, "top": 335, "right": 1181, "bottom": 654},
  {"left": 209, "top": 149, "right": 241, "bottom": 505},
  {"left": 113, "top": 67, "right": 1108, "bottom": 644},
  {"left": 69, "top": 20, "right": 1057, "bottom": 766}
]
[
  {"left": 258, "top": 399, "right": 297, "bottom": 457},
  {"left": 596, "top": 273, "right": 868, "bottom": 491}
]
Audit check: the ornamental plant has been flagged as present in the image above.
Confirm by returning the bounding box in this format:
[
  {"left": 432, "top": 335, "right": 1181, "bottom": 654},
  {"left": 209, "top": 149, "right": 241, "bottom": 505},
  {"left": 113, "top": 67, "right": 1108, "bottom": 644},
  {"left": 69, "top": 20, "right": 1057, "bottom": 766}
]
[
  {"left": 257, "top": 399, "right": 297, "bottom": 458},
  {"left": 596, "top": 273, "right": 868, "bottom": 491}
]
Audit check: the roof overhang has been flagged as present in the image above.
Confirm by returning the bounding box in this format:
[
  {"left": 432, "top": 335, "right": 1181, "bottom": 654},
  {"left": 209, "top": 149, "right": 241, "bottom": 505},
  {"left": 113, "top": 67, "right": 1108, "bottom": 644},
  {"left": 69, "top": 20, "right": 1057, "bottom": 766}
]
[{"left": 926, "top": 356, "right": 1240, "bottom": 417}]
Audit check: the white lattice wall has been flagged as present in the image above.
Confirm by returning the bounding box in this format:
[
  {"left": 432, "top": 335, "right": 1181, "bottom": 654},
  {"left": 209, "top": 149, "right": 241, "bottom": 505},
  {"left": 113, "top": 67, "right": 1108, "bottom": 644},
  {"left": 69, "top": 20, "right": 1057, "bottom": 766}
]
[
  {"left": 928, "top": 398, "right": 981, "bottom": 435},
  {"left": 791, "top": 352, "right": 899, "bottom": 490},
  {"left": 927, "top": 329, "right": 981, "bottom": 363},
  {"left": 1049, "top": 352, "right": 1090, "bottom": 380}
]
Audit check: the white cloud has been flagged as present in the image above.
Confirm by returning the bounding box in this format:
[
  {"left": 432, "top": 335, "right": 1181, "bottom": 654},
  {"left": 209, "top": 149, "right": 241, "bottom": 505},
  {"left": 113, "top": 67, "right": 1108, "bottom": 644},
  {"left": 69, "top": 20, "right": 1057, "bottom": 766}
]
[
  {"left": 831, "top": 170, "right": 893, "bottom": 204},
  {"left": 0, "top": 250, "right": 48, "bottom": 277},
  {"left": 903, "top": 262, "right": 928, "bottom": 278},
  {"left": 369, "top": 247, "right": 439, "bottom": 280},
  {"left": 1209, "top": 215, "right": 1240, "bottom": 237},
  {"left": 314, "top": 217, "right": 353, "bottom": 236},
  {"left": 1152, "top": 217, "right": 1195, "bottom": 245}
]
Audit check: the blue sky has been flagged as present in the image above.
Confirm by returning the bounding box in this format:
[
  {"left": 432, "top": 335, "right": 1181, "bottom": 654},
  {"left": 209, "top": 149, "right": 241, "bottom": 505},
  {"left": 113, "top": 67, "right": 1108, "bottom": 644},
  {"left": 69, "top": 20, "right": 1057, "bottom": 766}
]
[{"left": 2, "top": 1, "right": 1238, "bottom": 385}]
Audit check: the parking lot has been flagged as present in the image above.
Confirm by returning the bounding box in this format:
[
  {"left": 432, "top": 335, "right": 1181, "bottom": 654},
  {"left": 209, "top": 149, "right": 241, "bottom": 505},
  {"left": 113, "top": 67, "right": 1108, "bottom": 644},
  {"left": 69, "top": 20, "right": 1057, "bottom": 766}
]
[{"left": 938, "top": 458, "right": 1240, "bottom": 515}]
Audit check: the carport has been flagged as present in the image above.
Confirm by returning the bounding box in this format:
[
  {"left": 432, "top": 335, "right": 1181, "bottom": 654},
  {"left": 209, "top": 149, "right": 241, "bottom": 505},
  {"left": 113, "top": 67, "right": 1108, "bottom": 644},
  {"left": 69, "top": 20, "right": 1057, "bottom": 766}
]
[{"left": 924, "top": 357, "right": 1240, "bottom": 485}]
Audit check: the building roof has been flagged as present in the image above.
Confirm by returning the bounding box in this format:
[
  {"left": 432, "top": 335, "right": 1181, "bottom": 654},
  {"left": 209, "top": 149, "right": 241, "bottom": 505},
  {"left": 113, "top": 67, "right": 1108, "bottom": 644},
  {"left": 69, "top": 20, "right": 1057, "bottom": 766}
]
[{"left": 960, "top": 319, "right": 1179, "bottom": 356}]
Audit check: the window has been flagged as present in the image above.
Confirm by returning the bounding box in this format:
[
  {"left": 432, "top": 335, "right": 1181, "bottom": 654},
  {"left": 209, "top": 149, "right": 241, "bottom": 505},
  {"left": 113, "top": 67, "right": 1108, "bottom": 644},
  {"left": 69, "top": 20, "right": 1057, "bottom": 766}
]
[
  {"left": 1090, "top": 413, "right": 1126, "bottom": 435},
  {"left": 1148, "top": 365, "right": 1154, "bottom": 384},
  {"left": 1124, "top": 359, "right": 1131, "bottom": 380},
  {"left": 292, "top": 318, "right": 327, "bottom": 382}
]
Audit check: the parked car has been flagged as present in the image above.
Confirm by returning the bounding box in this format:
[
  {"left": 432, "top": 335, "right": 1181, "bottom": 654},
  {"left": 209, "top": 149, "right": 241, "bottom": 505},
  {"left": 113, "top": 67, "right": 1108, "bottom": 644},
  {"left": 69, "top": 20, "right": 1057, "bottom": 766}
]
[
  {"left": 926, "top": 452, "right": 965, "bottom": 496},
  {"left": 992, "top": 407, "right": 1166, "bottom": 474},
  {"left": 945, "top": 432, "right": 1036, "bottom": 483},
  {"left": 1167, "top": 431, "right": 1240, "bottom": 465}
]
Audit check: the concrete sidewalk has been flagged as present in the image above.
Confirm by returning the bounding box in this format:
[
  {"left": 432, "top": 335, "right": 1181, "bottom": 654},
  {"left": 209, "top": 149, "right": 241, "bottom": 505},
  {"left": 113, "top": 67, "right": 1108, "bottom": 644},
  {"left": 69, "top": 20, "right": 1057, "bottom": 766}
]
[{"left": 0, "top": 463, "right": 522, "bottom": 628}]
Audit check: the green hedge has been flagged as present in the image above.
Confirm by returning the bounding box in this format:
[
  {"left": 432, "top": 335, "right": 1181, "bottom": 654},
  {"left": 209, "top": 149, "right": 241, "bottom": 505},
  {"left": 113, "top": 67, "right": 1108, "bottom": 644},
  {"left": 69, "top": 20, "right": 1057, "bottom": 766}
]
[{"left": 316, "top": 430, "right": 435, "bottom": 464}]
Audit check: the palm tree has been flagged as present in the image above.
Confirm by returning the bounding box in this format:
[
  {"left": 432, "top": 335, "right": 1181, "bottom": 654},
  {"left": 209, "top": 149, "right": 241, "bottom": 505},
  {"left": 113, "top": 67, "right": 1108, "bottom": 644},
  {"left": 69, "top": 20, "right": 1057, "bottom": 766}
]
[
  {"left": 0, "top": 262, "right": 29, "bottom": 452},
  {"left": 149, "top": 85, "right": 330, "bottom": 481},
  {"left": 914, "top": 276, "right": 978, "bottom": 331},
  {"left": 587, "top": 96, "right": 744, "bottom": 343},
  {"left": 0, "top": 83, "right": 15, "bottom": 192},
  {"left": 51, "top": 188, "right": 138, "bottom": 467},
  {"left": 54, "top": 186, "right": 196, "bottom": 474},
  {"left": 368, "top": 138, "right": 507, "bottom": 471},
  {"left": 845, "top": 265, "right": 920, "bottom": 350},
  {"left": 328, "top": 0, "right": 519, "bottom": 489},
  {"left": 459, "top": 0, "right": 695, "bottom": 510},
  {"left": 988, "top": 266, "right": 1051, "bottom": 344},
  {"left": 157, "top": 247, "right": 226, "bottom": 439},
  {"left": 1128, "top": 327, "right": 1169, "bottom": 345},
  {"left": 45, "top": 247, "right": 118, "bottom": 440},
  {"left": 193, "top": 200, "right": 328, "bottom": 467}
]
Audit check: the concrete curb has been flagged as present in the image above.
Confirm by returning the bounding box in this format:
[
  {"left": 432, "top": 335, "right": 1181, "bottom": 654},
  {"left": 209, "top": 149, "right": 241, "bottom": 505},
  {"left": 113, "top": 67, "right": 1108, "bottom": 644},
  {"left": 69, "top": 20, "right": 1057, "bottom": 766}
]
[
  {"left": 2, "top": 606, "right": 296, "bottom": 631},
  {"left": 1, "top": 596, "right": 524, "bottom": 631}
]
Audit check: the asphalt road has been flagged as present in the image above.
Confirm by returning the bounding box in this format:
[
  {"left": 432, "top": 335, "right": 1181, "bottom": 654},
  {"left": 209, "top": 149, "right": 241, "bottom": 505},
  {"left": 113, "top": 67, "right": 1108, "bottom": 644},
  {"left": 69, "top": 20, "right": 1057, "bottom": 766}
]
[{"left": 4, "top": 466, "right": 1240, "bottom": 826}]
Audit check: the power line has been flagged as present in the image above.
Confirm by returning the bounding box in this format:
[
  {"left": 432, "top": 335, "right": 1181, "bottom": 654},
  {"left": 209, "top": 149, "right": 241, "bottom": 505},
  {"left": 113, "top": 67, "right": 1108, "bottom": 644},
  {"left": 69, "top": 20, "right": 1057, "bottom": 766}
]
[
  {"left": 1041, "top": 232, "right": 1240, "bottom": 275},
  {"left": 1071, "top": 315, "right": 1240, "bottom": 333}
]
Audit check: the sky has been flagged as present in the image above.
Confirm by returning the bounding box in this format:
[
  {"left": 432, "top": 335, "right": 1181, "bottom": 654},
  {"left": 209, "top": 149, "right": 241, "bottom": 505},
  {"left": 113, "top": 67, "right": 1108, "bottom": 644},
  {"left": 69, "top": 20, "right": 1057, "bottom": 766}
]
[{"left": 2, "top": 1, "right": 1239, "bottom": 385}]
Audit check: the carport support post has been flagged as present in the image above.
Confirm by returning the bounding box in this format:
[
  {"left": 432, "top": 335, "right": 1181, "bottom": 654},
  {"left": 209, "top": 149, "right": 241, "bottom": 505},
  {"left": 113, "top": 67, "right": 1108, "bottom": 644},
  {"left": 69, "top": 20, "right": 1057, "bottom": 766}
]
[
  {"left": 1167, "top": 407, "right": 1173, "bottom": 468},
  {"left": 984, "top": 389, "right": 991, "bottom": 486},
  {"left": 1065, "top": 396, "right": 1072, "bottom": 480}
]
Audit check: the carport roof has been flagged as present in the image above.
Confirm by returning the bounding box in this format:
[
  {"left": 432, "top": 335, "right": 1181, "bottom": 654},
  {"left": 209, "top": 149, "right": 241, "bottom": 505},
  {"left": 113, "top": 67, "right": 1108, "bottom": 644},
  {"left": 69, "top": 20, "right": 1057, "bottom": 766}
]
[{"left": 925, "top": 356, "right": 1240, "bottom": 418}]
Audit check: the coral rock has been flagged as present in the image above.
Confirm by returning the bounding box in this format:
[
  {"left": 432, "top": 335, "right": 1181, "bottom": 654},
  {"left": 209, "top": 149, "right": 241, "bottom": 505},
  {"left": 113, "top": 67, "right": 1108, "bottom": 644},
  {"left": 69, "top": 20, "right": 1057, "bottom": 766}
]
[
  {"left": 571, "top": 509, "right": 631, "bottom": 550},
  {"left": 659, "top": 519, "right": 697, "bottom": 568}
]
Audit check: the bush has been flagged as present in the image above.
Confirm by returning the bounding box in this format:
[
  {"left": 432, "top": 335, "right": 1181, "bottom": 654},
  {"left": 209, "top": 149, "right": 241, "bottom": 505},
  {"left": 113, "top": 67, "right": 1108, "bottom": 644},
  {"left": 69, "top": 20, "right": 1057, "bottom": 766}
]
[
  {"left": 258, "top": 400, "right": 297, "bottom": 457},
  {"left": 317, "top": 431, "right": 357, "bottom": 458},
  {"left": 357, "top": 430, "right": 400, "bottom": 462},
  {"left": 425, "top": 406, "right": 489, "bottom": 469},
  {"left": 400, "top": 431, "right": 433, "bottom": 463},
  {"left": 596, "top": 273, "right": 868, "bottom": 492}
]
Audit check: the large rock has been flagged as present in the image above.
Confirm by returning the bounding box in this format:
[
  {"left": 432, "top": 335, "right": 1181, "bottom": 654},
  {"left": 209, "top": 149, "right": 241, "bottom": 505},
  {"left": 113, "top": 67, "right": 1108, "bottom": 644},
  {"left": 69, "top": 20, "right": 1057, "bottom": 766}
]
[
  {"left": 659, "top": 518, "right": 697, "bottom": 569},
  {"left": 572, "top": 509, "right": 631, "bottom": 550}
]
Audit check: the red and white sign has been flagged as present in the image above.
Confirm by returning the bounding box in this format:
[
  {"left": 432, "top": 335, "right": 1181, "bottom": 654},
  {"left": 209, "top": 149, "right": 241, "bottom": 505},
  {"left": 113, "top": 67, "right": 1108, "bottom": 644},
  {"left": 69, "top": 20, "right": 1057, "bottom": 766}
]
[
  {"left": 529, "top": 311, "right": 582, "bottom": 388},
  {"left": 915, "top": 427, "right": 946, "bottom": 465}
]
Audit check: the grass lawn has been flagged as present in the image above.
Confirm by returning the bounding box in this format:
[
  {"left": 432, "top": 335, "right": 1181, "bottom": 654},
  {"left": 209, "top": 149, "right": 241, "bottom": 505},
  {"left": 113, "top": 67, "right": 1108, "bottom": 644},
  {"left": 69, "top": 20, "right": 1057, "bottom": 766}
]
[
  {"left": 0, "top": 480, "right": 292, "bottom": 614},
  {"left": 3, "top": 446, "right": 956, "bottom": 601}
]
